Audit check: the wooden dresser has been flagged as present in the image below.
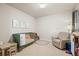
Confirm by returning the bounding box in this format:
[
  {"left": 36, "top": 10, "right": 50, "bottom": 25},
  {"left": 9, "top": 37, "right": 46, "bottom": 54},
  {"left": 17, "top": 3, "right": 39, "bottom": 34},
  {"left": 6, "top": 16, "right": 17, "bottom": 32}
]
[{"left": 0, "top": 43, "right": 17, "bottom": 56}]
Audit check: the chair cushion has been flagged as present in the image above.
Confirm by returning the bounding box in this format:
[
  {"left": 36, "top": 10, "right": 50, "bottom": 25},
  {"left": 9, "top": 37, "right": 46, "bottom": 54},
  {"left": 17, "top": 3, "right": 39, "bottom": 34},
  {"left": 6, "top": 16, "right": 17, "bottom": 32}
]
[{"left": 53, "top": 39, "right": 60, "bottom": 44}]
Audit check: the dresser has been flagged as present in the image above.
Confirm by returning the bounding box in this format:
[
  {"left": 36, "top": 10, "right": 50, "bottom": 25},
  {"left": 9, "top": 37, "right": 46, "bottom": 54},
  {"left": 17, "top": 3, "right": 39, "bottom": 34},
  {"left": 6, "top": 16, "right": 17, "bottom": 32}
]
[{"left": 0, "top": 43, "right": 17, "bottom": 56}]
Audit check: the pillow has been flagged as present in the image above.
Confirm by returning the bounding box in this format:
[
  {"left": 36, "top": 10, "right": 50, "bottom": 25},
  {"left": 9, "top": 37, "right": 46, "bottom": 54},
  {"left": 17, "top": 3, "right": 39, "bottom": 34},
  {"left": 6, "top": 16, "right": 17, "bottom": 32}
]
[{"left": 25, "top": 34, "right": 32, "bottom": 40}]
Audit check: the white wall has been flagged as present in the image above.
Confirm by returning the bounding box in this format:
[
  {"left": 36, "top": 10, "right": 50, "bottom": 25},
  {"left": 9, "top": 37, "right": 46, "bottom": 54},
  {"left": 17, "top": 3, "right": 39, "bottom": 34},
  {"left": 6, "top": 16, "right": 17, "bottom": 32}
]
[
  {"left": 0, "top": 4, "right": 36, "bottom": 42},
  {"left": 0, "top": 4, "right": 72, "bottom": 43},
  {"left": 36, "top": 12, "right": 72, "bottom": 41}
]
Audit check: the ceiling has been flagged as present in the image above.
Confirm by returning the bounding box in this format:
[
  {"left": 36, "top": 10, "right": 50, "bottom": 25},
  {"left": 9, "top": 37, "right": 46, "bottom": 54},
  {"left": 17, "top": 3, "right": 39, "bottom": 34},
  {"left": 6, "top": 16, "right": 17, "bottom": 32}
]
[{"left": 7, "top": 3, "right": 76, "bottom": 18}]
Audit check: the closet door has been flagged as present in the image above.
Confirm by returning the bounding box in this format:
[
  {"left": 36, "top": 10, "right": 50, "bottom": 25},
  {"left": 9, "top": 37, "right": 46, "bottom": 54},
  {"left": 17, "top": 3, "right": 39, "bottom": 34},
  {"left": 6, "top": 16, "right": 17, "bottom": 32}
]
[
  {"left": 76, "top": 11, "right": 79, "bottom": 31},
  {"left": 72, "top": 10, "right": 79, "bottom": 32}
]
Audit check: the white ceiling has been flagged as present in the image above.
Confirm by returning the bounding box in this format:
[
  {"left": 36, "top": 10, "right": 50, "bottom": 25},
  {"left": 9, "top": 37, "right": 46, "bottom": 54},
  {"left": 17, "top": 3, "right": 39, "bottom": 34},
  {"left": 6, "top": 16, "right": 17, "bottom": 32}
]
[{"left": 7, "top": 3, "right": 76, "bottom": 18}]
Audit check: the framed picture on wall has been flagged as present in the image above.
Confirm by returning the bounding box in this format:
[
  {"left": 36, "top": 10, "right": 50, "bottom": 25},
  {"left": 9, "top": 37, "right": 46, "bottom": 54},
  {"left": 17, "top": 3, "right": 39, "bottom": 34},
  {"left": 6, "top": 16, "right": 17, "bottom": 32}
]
[
  {"left": 12, "top": 19, "right": 20, "bottom": 28},
  {"left": 12, "top": 19, "right": 26, "bottom": 28},
  {"left": 20, "top": 21, "right": 26, "bottom": 28}
]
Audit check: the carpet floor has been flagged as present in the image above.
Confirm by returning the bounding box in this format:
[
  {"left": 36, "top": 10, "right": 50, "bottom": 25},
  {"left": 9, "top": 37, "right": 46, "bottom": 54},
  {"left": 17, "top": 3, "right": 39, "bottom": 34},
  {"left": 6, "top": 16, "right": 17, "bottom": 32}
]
[
  {"left": 15, "top": 40, "right": 71, "bottom": 56},
  {"left": 35, "top": 40, "right": 49, "bottom": 46}
]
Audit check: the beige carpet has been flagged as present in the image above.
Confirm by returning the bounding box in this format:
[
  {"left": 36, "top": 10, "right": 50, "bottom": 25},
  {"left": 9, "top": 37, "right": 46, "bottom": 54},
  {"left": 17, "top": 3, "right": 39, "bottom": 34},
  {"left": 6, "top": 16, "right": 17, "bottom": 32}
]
[
  {"left": 35, "top": 40, "right": 49, "bottom": 45},
  {"left": 15, "top": 41, "right": 71, "bottom": 56}
]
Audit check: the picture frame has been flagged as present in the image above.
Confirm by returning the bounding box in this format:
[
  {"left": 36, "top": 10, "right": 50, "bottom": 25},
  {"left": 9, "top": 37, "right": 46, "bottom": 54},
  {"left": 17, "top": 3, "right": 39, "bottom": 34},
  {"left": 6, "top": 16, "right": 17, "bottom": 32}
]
[{"left": 12, "top": 19, "right": 26, "bottom": 28}]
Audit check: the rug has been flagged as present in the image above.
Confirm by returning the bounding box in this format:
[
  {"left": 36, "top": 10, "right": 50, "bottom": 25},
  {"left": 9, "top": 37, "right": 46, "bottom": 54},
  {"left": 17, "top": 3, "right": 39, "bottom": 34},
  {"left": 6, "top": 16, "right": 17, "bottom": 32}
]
[{"left": 35, "top": 40, "right": 49, "bottom": 45}]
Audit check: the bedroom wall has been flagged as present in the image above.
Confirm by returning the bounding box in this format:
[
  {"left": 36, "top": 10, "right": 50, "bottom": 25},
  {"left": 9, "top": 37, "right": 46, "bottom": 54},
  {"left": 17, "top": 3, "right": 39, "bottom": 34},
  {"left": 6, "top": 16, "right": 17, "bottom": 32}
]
[
  {"left": 0, "top": 4, "right": 36, "bottom": 42},
  {"left": 36, "top": 12, "right": 72, "bottom": 41}
]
